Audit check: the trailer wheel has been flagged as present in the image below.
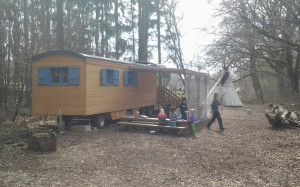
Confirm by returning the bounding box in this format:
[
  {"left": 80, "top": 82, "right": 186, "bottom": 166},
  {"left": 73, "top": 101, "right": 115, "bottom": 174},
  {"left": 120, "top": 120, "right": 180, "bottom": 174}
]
[
  {"left": 62, "top": 115, "right": 72, "bottom": 131},
  {"left": 93, "top": 114, "right": 105, "bottom": 128}
]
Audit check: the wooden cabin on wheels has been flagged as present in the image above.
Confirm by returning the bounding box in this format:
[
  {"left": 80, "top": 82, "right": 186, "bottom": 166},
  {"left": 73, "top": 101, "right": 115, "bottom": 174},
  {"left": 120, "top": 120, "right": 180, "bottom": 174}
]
[{"left": 32, "top": 51, "right": 209, "bottom": 129}]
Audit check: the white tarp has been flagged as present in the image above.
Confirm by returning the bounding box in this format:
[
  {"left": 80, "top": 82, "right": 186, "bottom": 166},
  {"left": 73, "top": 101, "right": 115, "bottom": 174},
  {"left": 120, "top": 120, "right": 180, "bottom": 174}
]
[
  {"left": 185, "top": 75, "right": 210, "bottom": 120},
  {"left": 208, "top": 73, "right": 243, "bottom": 107}
]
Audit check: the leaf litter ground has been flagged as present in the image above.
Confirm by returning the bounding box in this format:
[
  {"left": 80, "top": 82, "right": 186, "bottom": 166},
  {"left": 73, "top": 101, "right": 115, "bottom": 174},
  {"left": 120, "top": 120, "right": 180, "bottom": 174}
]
[{"left": 0, "top": 105, "right": 299, "bottom": 186}]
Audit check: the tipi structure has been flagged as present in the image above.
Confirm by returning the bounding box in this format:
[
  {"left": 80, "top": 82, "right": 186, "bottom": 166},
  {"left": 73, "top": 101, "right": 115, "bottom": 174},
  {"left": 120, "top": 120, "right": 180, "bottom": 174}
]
[{"left": 208, "top": 70, "right": 243, "bottom": 107}]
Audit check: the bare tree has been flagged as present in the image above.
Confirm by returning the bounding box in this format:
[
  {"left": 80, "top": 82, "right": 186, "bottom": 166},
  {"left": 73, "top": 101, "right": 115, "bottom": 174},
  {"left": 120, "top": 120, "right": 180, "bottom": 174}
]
[
  {"left": 163, "top": 0, "right": 184, "bottom": 69},
  {"left": 204, "top": 0, "right": 300, "bottom": 103}
]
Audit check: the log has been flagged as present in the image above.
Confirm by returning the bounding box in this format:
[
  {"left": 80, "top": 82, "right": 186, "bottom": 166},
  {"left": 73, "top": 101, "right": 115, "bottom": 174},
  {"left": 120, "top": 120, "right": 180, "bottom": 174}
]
[
  {"left": 265, "top": 113, "right": 276, "bottom": 125},
  {"left": 265, "top": 112, "right": 287, "bottom": 127},
  {"left": 287, "top": 119, "right": 300, "bottom": 127},
  {"left": 265, "top": 112, "right": 299, "bottom": 128},
  {"left": 28, "top": 132, "right": 57, "bottom": 152}
]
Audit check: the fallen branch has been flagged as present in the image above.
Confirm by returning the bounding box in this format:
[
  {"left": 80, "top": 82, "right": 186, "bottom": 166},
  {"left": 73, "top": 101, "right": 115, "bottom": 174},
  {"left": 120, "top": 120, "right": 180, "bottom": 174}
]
[{"left": 265, "top": 104, "right": 300, "bottom": 128}]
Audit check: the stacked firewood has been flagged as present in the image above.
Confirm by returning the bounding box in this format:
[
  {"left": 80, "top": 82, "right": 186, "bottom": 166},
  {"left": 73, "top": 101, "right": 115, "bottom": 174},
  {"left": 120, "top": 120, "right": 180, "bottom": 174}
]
[{"left": 265, "top": 103, "right": 300, "bottom": 128}]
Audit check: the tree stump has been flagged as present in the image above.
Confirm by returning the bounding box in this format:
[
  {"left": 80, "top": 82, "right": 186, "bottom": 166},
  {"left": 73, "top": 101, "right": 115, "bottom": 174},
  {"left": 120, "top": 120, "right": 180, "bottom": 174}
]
[{"left": 28, "top": 132, "right": 57, "bottom": 152}]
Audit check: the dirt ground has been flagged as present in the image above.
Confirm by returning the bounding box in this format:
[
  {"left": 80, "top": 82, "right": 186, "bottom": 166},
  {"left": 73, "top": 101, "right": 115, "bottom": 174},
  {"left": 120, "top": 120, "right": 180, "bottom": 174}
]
[{"left": 1, "top": 105, "right": 300, "bottom": 186}]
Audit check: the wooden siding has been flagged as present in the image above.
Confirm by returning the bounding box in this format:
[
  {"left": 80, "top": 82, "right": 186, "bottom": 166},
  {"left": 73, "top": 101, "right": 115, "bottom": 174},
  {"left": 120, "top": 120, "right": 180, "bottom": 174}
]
[
  {"left": 85, "top": 59, "right": 157, "bottom": 115},
  {"left": 32, "top": 55, "right": 86, "bottom": 115}
]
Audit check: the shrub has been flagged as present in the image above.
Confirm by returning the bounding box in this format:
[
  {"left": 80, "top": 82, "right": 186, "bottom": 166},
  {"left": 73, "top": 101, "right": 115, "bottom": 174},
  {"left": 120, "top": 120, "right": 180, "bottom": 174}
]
[{"left": 0, "top": 121, "right": 32, "bottom": 143}]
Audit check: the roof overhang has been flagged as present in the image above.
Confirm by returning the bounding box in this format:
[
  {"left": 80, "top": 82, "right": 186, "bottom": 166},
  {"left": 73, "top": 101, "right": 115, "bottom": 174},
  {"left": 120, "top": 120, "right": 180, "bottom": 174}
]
[{"left": 129, "top": 65, "right": 209, "bottom": 77}]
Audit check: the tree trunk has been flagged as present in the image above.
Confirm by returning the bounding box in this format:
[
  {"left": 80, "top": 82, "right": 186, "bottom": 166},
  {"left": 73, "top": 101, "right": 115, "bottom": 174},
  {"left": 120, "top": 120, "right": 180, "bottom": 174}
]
[
  {"left": 11, "top": 86, "right": 24, "bottom": 122},
  {"left": 65, "top": 1, "right": 72, "bottom": 50},
  {"left": 0, "top": 4, "right": 6, "bottom": 123},
  {"left": 276, "top": 67, "right": 286, "bottom": 101},
  {"left": 45, "top": 0, "right": 51, "bottom": 50},
  {"left": 283, "top": 4, "right": 299, "bottom": 94},
  {"left": 40, "top": 0, "right": 46, "bottom": 50},
  {"left": 23, "top": 0, "right": 31, "bottom": 110},
  {"left": 138, "top": 0, "right": 151, "bottom": 61},
  {"left": 104, "top": 7, "right": 109, "bottom": 58},
  {"left": 114, "top": 0, "right": 120, "bottom": 59},
  {"left": 295, "top": 45, "right": 300, "bottom": 94},
  {"left": 156, "top": 0, "right": 161, "bottom": 65},
  {"left": 100, "top": 3, "right": 105, "bottom": 56},
  {"left": 56, "top": 0, "right": 64, "bottom": 50},
  {"left": 156, "top": 0, "right": 162, "bottom": 86},
  {"left": 131, "top": 0, "right": 136, "bottom": 61},
  {"left": 5, "top": 20, "right": 12, "bottom": 114},
  {"left": 241, "top": 0, "right": 264, "bottom": 104},
  {"left": 285, "top": 46, "right": 299, "bottom": 94},
  {"left": 80, "top": 5, "right": 85, "bottom": 53},
  {"left": 95, "top": 1, "right": 100, "bottom": 56},
  {"left": 250, "top": 53, "right": 264, "bottom": 104},
  {"left": 12, "top": 5, "right": 21, "bottom": 111},
  {"left": 28, "top": 132, "right": 57, "bottom": 152}
]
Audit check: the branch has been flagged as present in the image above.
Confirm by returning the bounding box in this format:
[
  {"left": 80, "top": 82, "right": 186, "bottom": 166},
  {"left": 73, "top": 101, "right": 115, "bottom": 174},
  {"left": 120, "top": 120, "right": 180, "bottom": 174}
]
[
  {"left": 232, "top": 74, "right": 251, "bottom": 82},
  {"left": 239, "top": 13, "right": 300, "bottom": 48}
]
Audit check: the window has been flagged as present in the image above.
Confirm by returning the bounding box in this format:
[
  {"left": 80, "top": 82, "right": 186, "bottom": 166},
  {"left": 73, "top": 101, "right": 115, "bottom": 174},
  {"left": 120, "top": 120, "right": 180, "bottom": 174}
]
[
  {"left": 51, "top": 67, "right": 68, "bottom": 84},
  {"left": 101, "top": 69, "right": 119, "bottom": 86},
  {"left": 38, "top": 67, "right": 80, "bottom": 85},
  {"left": 124, "top": 71, "right": 137, "bottom": 86}
]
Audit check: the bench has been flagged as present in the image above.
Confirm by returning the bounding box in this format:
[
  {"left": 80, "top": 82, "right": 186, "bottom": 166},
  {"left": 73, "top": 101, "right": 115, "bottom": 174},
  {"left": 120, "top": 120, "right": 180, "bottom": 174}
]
[
  {"left": 117, "top": 121, "right": 187, "bottom": 135},
  {"left": 120, "top": 116, "right": 189, "bottom": 126}
]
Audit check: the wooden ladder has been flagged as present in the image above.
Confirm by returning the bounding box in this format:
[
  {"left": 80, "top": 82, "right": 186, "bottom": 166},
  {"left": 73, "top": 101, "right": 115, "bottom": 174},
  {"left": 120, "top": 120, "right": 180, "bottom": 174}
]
[{"left": 157, "top": 86, "right": 181, "bottom": 108}]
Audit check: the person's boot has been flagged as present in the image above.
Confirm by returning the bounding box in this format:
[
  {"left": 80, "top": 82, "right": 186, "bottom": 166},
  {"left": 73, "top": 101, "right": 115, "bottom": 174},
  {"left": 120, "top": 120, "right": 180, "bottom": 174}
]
[{"left": 219, "top": 124, "right": 225, "bottom": 130}]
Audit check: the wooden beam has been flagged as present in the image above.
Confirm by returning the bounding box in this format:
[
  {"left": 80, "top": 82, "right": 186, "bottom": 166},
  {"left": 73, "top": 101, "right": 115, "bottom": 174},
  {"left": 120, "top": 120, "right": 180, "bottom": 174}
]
[{"left": 117, "top": 122, "right": 186, "bottom": 130}]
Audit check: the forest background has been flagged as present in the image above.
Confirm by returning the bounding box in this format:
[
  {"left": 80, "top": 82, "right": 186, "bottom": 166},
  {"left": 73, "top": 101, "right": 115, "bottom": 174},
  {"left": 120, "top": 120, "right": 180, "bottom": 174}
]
[{"left": 0, "top": 0, "right": 299, "bottom": 124}]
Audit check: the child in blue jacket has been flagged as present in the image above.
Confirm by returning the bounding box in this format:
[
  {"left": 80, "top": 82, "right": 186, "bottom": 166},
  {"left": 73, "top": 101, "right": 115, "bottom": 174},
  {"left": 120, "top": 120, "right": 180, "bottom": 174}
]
[{"left": 169, "top": 108, "right": 177, "bottom": 126}]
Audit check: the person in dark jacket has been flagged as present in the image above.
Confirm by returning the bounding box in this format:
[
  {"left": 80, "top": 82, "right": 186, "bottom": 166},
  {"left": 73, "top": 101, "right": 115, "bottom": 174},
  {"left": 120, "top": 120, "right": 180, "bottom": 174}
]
[
  {"left": 179, "top": 98, "right": 188, "bottom": 120},
  {"left": 164, "top": 104, "right": 171, "bottom": 118},
  {"left": 206, "top": 93, "right": 224, "bottom": 130}
]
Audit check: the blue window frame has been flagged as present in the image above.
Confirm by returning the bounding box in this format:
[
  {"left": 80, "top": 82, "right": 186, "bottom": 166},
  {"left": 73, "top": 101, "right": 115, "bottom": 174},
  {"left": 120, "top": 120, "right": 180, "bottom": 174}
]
[
  {"left": 124, "top": 71, "right": 137, "bottom": 86},
  {"left": 101, "top": 69, "right": 119, "bottom": 86},
  {"left": 37, "top": 67, "right": 80, "bottom": 85}
]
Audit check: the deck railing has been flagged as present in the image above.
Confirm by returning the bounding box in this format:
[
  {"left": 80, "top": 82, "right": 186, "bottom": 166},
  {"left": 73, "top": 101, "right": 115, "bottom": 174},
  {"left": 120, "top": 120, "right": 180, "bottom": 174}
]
[{"left": 158, "top": 86, "right": 181, "bottom": 108}]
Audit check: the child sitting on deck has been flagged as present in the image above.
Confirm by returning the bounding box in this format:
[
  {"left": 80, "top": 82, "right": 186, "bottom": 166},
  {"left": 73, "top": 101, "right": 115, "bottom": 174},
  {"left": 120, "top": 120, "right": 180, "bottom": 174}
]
[
  {"left": 158, "top": 108, "right": 167, "bottom": 126},
  {"left": 169, "top": 108, "right": 177, "bottom": 126}
]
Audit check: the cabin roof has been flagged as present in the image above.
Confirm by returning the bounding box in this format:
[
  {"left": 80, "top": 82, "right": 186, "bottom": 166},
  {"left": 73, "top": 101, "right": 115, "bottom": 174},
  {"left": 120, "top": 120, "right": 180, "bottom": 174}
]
[
  {"left": 32, "top": 51, "right": 208, "bottom": 76},
  {"left": 129, "top": 65, "right": 208, "bottom": 77},
  {"left": 32, "top": 51, "right": 160, "bottom": 67}
]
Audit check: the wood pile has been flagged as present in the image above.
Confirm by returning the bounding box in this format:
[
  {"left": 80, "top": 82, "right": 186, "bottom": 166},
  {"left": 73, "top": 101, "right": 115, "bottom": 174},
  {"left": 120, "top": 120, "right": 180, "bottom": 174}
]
[{"left": 265, "top": 103, "right": 300, "bottom": 128}]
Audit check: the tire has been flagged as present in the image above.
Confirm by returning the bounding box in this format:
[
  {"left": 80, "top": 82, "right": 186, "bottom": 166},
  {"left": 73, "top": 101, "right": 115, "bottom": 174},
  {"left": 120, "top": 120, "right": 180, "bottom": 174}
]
[
  {"left": 93, "top": 114, "right": 106, "bottom": 128},
  {"left": 62, "top": 115, "right": 72, "bottom": 131}
]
